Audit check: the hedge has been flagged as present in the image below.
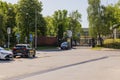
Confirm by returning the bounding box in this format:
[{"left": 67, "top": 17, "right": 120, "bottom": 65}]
[{"left": 103, "top": 39, "right": 120, "bottom": 49}]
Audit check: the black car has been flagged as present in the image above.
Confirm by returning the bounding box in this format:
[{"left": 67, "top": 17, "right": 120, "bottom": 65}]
[{"left": 12, "top": 44, "right": 36, "bottom": 58}]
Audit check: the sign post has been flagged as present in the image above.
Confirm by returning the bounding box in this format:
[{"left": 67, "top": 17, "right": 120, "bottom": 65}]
[
  {"left": 29, "top": 34, "right": 33, "bottom": 42},
  {"left": 7, "top": 27, "right": 11, "bottom": 48},
  {"left": 16, "top": 33, "right": 20, "bottom": 43},
  {"left": 67, "top": 30, "right": 72, "bottom": 49}
]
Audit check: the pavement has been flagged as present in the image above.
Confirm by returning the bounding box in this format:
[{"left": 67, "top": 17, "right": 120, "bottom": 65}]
[
  {"left": 20, "top": 47, "right": 120, "bottom": 80},
  {"left": 1, "top": 46, "right": 120, "bottom": 80}
]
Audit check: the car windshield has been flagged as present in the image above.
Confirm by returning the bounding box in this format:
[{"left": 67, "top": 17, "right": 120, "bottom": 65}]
[
  {"left": 16, "top": 45, "right": 26, "bottom": 48},
  {"left": 15, "top": 44, "right": 31, "bottom": 48},
  {"left": 0, "top": 47, "right": 4, "bottom": 50},
  {"left": 62, "top": 42, "right": 68, "bottom": 45}
]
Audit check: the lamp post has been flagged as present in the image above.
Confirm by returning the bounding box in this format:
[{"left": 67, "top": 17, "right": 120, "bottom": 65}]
[
  {"left": 35, "top": 9, "right": 37, "bottom": 49},
  {"left": 25, "top": 13, "right": 29, "bottom": 43},
  {"left": 7, "top": 27, "right": 11, "bottom": 48},
  {"left": 7, "top": 8, "right": 12, "bottom": 48}
]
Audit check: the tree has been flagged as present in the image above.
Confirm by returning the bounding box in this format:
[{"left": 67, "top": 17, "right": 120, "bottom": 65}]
[
  {"left": 69, "top": 10, "right": 82, "bottom": 45},
  {"left": 0, "top": 9, "right": 5, "bottom": 45},
  {"left": 0, "top": 1, "right": 16, "bottom": 46},
  {"left": 45, "top": 16, "right": 56, "bottom": 36},
  {"left": 16, "top": 0, "right": 46, "bottom": 43},
  {"left": 100, "top": 5, "right": 119, "bottom": 36},
  {"left": 69, "top": 10, "right": 82, "bottom": 37},
  {"left": 53, "top": 10, "right": 68, "bottom": 46},
  {"left": 5, "top": 4, "right": 16, "bottom": 46},
  {"left": 87, "top": 0, "right": 104, "bottom": 46},
  {"left": 87, "top": 0, "right": 101, "bottom": 37}
]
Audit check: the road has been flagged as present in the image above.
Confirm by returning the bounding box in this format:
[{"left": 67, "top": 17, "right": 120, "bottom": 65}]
[{"left": 0, "top": 47, "right": 120, "bottom": 80}]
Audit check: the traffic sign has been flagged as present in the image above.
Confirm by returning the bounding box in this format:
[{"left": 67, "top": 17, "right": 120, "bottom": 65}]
[
  {"left": 29, "top": 34, "right": 33, "bottom": 42},
  {"left": 16, "top": 33, "right": 20, "bottom": 38},
  {"left": 67, "top": 30, "right": 72, "bottom": 38},
  {"left": 7, "top": 27, "right": 11, "bottom": 34}
]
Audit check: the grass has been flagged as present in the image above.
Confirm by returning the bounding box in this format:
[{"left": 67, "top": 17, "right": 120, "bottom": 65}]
[
  {"left": 91, "top": 47, "right": 103, "bottom": 50},
  {"left": 36, "top": 46, "right": 59, "bottom": 50}
]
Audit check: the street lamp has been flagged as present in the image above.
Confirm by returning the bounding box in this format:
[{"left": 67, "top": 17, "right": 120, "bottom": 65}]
[
  {"left": 35, "top": 9, "right": 37, "bottom": 49},
  {"left": 7, "top": 27, "right": 11, "bottom": 48},
  {"left": 25, "top": 13, "right": 29, "bottom": 43},
  {"left": 7, "top": 8, "right": 12, "bottom": 48}
]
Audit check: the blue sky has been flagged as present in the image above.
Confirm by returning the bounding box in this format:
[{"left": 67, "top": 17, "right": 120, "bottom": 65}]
[{"left": 3, "top": 0, "right": 119, "bottom": 28}]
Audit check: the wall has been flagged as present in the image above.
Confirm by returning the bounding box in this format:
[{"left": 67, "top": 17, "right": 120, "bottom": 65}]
[{"left": 37, "top": 36, "right": 57, "bottom": 46}]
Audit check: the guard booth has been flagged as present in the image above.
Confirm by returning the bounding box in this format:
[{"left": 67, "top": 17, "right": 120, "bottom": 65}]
[{"left": 80, "top": 28, "right": 91, "bottom": 46}]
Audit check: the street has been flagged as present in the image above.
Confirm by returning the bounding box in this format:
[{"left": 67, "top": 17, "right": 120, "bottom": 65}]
[{"left": 0, "top": 47, "right": 120, "bottom": 80}]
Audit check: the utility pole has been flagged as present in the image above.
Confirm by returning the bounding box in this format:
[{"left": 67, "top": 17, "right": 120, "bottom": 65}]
[
  {"left": 35, "top": 9, "right": 37, "bottom": 49},
  {"left": 7, "top": 27, "right": 11, "bottom": 49}
]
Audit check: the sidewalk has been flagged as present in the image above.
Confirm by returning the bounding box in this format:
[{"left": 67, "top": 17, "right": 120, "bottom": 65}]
[{"left": 101, "top": 48, "right": 120, "bottom": 51}]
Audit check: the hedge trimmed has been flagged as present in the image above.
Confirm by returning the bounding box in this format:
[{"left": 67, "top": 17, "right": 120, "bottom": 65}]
[{"left": 103, "top": 39, "right": 120, "bottom": 49}]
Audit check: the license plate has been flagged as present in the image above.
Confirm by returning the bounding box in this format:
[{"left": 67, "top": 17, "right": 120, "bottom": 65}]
[
  {"left": 17, "top": 53, "right": 22, "bottom": 56},
  {"left": 30, "top": 50, "right": 34, "bottom": 53},
  {"left": 9, "top": 55, "right": 13, "bottom": 58},
  {"left": 16, "top": 50, "right": 19, "bottom": 52}
]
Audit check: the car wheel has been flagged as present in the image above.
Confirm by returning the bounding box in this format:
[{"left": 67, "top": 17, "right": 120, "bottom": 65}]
[
  {"left": 33, "top": 53, "right": 36, "bottom": 57},
  {"left": 13, "top": 55, "right": 16, "bottom": 58},
  {"left": 27, "top": 52, "right": 33, "bottom": 58},
  {"left": 9, "top": 57, "right": 14, "bottom": 61}
]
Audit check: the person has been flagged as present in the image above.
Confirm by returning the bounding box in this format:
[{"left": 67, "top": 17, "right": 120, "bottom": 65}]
[
  {"left": 91, "top": 37, "right": 96, "bottom": 47},
  {"left": 88, "top": 39, "right": 91, "bottom": 47}
]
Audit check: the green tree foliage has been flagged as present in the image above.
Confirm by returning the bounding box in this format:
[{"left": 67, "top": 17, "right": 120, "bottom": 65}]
[
  {"left": 100, "top": 5, "right": 118, "bottom": 36},
  {"left": 45, "top": 16, "right": 56, "bottom": 36},
  {"left": 0, "top": 0, "right": 82, "bottom": 47},
  {"left": 16, "top": 0, "right": 46, "bottom": 43},
  {"left": 53, "top": 10, "right": 68, "bottom": 45},
  {"left": 0, "top": 1, "right": 6, "bottom": 45},
  {"left": 87, "top": 0, "right": 101, "bottom": 38},
  {"left": 0, "top": 8, "right": 5, "bottom": 45},
  {"left": 0, "top": 1, "right": 16, "bottom": 46},
  {"left": 115, "top": 1, "right": 120, "bottom": 30},
  {"left": 5, "top": 4, "right": 16, "bottom": 46},
  {"left": 69, "top": 10, "right": 82, "bottom": 41}
]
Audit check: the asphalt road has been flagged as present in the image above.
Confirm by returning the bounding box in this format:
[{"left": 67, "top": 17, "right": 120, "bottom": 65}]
[{"left": 0, "top": 47, "right": 120, "bottom": 80}]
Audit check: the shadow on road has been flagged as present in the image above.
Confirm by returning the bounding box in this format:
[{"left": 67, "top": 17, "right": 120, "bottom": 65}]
[
  {"left": 0, "top": 59, "right": 14, "bottom": 63},
  {"left": 6, "top": 56, "right": 108, "bottom": 80}
]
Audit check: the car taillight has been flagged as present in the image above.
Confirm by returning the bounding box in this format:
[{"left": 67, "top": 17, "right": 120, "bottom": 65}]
[
  {"left": 13, "top": 48, "right": 16, "bottom": 51},
  {"left": 23, "top": 48, "right": 26, "bottom": 51}
]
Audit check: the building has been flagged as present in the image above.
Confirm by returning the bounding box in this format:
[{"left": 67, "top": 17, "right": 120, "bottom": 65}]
[{"left": 80, "top": 28, "right": 91, "bottom": 46}]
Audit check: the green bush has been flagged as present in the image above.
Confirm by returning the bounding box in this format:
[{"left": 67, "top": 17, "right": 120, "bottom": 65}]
[{"left": 103, "top": 39, "right": 120, "bottom": 49}]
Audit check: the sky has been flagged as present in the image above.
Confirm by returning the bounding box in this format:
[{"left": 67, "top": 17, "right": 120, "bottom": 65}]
[{"left": 2, "top": 0, "right": 119, "bottom": 28}]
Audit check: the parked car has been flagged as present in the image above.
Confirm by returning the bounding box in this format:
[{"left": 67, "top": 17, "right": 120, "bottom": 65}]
[
  {"left": 0, "top": 47, "right": 13, "bottom": 60},
  {"left": 60, "top": 42, "right": 69, "bottom": 50},
  {"left": 12, "top": 44, "right": 36, "bottom": 58}
]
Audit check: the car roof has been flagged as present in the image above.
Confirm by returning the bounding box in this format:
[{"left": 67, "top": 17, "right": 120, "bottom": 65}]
[{"left": 16, "top": 44, "right": 30, "bottom": 46}]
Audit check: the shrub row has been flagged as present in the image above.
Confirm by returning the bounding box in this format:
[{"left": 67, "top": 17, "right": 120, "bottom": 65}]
[{"left": 103, "top": 39, "right": 120, "bottom": 49}]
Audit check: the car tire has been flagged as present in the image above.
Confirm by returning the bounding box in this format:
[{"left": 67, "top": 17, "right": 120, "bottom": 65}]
[
  {"left": 33, "top": 54, "right": 36, "bottom": 57},
  {"left": 27, "top": 52, "right": 33, "bottom": 58},
  {"left": 13, "top": 55, "right": 16, "bottom": 58}
]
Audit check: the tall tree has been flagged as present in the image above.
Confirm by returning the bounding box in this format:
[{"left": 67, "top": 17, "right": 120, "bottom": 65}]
[
  {"left": 45, "top": 16, "right": 56, "bottom": 36},
  {"left": 69, "top": 10, "right": 82, "bottom": 46},
  {"left": 0, "top": 1, "right": 16, "bottom": 46},
  {"left": 0, "top": 9, "right": 5, "bottom": 45},
  {"left": 87, "top": 0, "right": 105, "bottom": 46},
  {"left": 87, "top": 0, "right": 101, "bottom": 38},
  {"left": 0, "top": 1, "right": 6, "bottom": 45},
  {"left": 53, "top": 10, "right": 68, "bottom": 45},
  {"left": 69, "top": 10, "right": 82, "bottom": 39},
  {"left": 16, "top": 0, "right": 46, "bottom": 43}
]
